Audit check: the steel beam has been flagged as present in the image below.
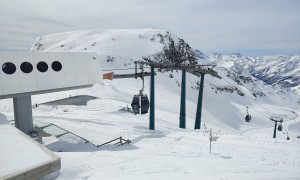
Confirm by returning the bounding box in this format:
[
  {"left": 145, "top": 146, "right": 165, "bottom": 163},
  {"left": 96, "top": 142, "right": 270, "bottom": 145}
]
[
  {"left": 195, "top": 73, "right": 205, "bottom": 129},
  {"left": 179, "top": 69, "right": 186, "bottom": 128},
  {"left": 273, "top": 121, "right": 277, "bottom": 138},
  {"left": 149, "top": 65, "right": 155, "bottom": 130}
]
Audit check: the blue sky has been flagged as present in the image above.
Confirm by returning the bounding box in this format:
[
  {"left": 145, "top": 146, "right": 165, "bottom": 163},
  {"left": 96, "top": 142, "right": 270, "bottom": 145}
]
[{"left": 0, "top": 0, "right": 299, "bottom": 56}]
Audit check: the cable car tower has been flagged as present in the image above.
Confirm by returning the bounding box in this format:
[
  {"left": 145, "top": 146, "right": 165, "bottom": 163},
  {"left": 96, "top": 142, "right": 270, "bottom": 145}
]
[
  {"left": 134, "top": 60, "right": 220, "bottom": 130},
  {"left": 270, "top": 117, "right": 283, "bottom": 138}
]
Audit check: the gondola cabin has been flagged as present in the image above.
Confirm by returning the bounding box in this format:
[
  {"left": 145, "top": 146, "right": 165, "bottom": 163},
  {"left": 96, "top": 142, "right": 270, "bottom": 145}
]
[
  {"left": 141, "top": 95, "right": 150, "bottom": 114},
  {"left": 278, "top": 124, "right": 283, "bottom": 131},
  {"left": 131, "top": 94, "right": 149, "bottom": 115},
  {"left": 245, "top": 115, "right": 252, "bottom": 122},
  {"left": 131, "top": 95, "right": 140, "bottom": 114},
  {"left": 245, "top": 106, "right": 252, "bottom": 122}
]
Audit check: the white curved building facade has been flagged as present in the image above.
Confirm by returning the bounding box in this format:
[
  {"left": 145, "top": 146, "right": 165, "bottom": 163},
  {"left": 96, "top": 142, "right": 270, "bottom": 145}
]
[{"left": 0, "top": 52, "right": 102, "bottom": 99}]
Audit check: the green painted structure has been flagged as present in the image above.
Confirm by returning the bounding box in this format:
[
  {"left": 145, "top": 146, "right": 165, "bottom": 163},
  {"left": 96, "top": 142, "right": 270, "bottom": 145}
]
[
  {"left": 179, "top": 69, "right": 186, "bottom": 128},
  {"left": 195, "top": 73, "right": 205, "bottom": 129},
  {"left": 149, "top": 65, "right": 155, "bottom": 130},
  {"left": 273, "top": 121, "right": 277, "bottom": 138}
]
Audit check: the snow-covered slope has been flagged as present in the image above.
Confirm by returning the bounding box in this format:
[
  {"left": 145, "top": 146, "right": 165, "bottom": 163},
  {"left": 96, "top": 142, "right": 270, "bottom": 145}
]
[
  {"left": 30, "top": 29, "right": 300, "bottom": 111},
  {"left": 0, "top": 114, "right": 60, "bottom": 179},
  {"left": 30, "top": 29, "right": 197, "bottom": 71},
  {"left": 12, "top": 28, "right": 299, "bottom": 179},
  {"left": 29, "top": 29, "right": 300, "bottom": 131}
]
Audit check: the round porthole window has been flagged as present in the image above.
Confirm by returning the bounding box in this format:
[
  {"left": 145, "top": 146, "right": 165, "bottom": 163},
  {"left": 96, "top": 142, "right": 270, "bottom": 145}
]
[
  {"left": 2, "top": 62, "right": 16, "bottom": 75},
  {"left": 36, "top": 61, "right": 48, "bottom": 72},
  {"left": 20, "top": 62, "right": 33, "bottom": 73},
  {"left": 51, "top": 61, "right": 62, "bottom": 72}
]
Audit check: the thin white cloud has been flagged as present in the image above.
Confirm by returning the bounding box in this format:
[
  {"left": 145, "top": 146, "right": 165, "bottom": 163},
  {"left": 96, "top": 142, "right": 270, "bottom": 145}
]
[{"left": 0, "top": 0, "right": 299, "bottom": 54}]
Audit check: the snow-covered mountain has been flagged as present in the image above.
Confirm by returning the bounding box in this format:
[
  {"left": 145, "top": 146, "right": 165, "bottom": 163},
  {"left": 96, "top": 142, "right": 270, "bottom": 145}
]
[
  {"left": 207, "top": 52, "right": 300, "bottom": 94},
  {"left": 29, "top": 29, "right": 300, "bottom": 111},
  {"left": 30, "top": 29, "right": 199, "bottom": 71},
  {"left": 28, "top": 28, "right": 299, "bottom": 136}
]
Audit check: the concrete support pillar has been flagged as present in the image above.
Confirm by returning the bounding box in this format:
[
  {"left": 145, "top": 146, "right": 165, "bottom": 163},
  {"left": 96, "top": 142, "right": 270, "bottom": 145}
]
[{"left": 13, "top": 96, "right": 33, "bottom": 134}]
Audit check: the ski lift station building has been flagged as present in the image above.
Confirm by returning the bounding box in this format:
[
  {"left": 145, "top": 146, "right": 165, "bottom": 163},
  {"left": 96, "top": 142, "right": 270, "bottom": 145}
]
[{"left": 0, "top": 52, "right": 102, "bottom": 179}]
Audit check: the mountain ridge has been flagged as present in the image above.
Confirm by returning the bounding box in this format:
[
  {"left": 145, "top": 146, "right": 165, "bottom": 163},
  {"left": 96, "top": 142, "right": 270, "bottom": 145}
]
[
  {"left": 29, "top": 29, "right": 300, "bottom": 111},
  {"left": 205, "top": 52, "right": 300, "bottom": 94}
]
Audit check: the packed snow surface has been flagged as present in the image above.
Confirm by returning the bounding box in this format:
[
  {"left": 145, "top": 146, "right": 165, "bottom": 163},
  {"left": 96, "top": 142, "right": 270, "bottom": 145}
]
[
  {"left": 0, "top": 114, "right": 52, "bottom": 177},
  {"left": 2, "top": 77, "right": 300, "bottom": 179}
]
